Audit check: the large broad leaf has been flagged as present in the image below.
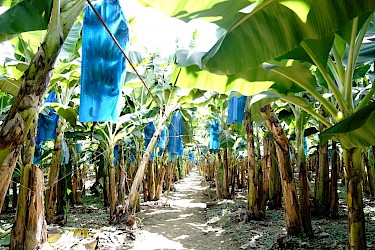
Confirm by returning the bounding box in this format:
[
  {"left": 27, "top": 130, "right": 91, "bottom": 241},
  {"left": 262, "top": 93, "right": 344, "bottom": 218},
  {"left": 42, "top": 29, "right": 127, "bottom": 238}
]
[
  {"left": 50, "top": 103, "right": 78, "bottom": 127},
  {"left": 57, "top": 21, "right": 83, "bottom": 62},
  {"left": 0, "top": 0, "right": 53, "bottom": 40},
  {"left": 203, "top": 0, "right": 375, "bottom": 74},
  {"left": 174, "top": 64, "right": 309, "bottom": 96},
  {"left": 137, "top": 0, "right": 375, "bottom": 74},
  {"left": 320, "top": 101, "right": 375, "bottom": 149},
  {"left": 179, "top": 108, "right": 193, "bottom": 144}
]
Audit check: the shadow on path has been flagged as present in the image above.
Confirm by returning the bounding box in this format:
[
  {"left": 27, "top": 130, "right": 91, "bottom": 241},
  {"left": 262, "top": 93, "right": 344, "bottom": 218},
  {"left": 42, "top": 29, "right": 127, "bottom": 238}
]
[{"left": 130, "top": 167, "right": 238, "bottom": 250}]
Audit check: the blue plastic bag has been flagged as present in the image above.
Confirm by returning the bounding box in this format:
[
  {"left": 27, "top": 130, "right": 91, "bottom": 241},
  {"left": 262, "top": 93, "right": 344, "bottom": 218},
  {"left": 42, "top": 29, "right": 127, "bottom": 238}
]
[
  {"left": 80, "top": 0, "right": 129, "bottom": 122},
  {"left": 144, "top": 122, "right": 155, "bottom": 160},
  {"left": 33, "top": 144, "right": 43, "bottom": 164},
  {"left": 114, "top": 144, "right": 118, "bottom": 167},
  {"left": 227, "top": 93, "right": 246, "bottom": 125},
  {"left": 188, "top": 150, "right": 195, "bottom": 163},
  {"left": 209, "top": 119, "right": 221, "bottom": 150},
  {"left": 168, "top": 110, "right": 184, "bottom": 161},
  {"left": 36, "top": 91, "right": 59, "bottom": 145},
  {"left": 34, "top": 91, "right": 59, "bottom": 164},
  {"left": 157, "top": 127, "right": 167, "bottom": 156}
]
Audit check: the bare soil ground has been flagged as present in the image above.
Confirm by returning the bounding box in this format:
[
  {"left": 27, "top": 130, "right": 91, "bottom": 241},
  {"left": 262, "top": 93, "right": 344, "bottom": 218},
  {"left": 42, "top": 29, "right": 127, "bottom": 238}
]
[{"left": 2, "top": 167, "right": 375, "bottom": 249}]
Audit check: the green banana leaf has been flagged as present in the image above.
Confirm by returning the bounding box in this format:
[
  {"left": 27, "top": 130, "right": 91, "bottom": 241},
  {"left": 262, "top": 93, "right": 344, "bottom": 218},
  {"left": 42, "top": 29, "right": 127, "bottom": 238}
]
[
  {"left": 50, "top": 103, "right": 78, "bottom": 127},
  {"left": 219, "top": 129, "right": 235, "bottom": 149},
  {"left": 0, "top": 75, "right": 20, "bottom": 96},
  {"left": 174, "top": 64, "right": 313, "bottom": 96},
  {"left": 203, "top": 0, "right": 375, "bottom": 74},
  {"left": 320, "top": 101, "right": 375, "bottom": 149},
  {"left": 0, "top": 0, "right": 53, "bottom": 41},
  {"left": 138, "top": 0, "right": 375, "bottom": 74},
  {"left": 250, "top": 89, "right": 313, "bottom": 124},
  {"left": 174, "top": 65, "right": 272, "bottom": 95},
  {"left": 57, "top": 21, "right": 83, "bottom": 62},
  {"left": 180, "top": 108, "right": 193, "bottom": 144}
]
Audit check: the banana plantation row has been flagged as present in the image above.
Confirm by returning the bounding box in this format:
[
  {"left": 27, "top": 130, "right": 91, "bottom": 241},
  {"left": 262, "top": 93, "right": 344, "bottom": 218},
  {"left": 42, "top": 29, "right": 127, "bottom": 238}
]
[
  {"left": 2, "top": 100, "right": 375, "bottom": 249},
  {"left": 0, "top": 0, "right": 375, "bottom": 250}
]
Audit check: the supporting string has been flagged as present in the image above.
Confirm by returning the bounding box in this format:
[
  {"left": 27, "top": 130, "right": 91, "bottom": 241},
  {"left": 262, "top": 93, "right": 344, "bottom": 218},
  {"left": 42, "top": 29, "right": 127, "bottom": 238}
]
[
  {"left": 86, "top": 0, "right": 186, "bottom": 138},
  {"left": 86, "top": 1, "right": 163, "bottom": 119}
]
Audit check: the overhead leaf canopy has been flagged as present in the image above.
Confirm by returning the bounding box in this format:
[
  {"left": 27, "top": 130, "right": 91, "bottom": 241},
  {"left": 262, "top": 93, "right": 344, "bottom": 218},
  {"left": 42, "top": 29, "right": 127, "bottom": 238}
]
[
  {"left": 174, "top": 64, "right": 313, "bottom": 96},
  {"left": 203, "top": 0, "right": 375, "bottom": 74},
  {"left": 138, "top": 0, "right": 375, "bottom": 74}
]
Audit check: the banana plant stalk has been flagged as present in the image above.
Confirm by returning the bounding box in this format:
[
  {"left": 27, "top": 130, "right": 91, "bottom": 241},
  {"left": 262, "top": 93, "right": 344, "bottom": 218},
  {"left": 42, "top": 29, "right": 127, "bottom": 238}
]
[
  {"left": 45, "top": 118, "right": 64, "bottom": 224},
  {"left": 127, "top": 104, "right": 179, "bottom": 213},
  {"left": 0, "top": 0, "right": 85, "bottom": 211},
  {"left": 292, "top": 105, "right": 313, "bottom": 237},
  {"left": 328, "top": 141, "right": 339, "bottom": 218},
  {"left": 314, "top": 109, "right": 329, "bottom": 215},
  {"left": 244, "top": 109, "right": 261, "bottom": 219},
  {"left": 10, "top": 114, "right": 47, "bottom": 250},
  {"left": 260, "top": 104, "right": 302, "bottom": 235}
]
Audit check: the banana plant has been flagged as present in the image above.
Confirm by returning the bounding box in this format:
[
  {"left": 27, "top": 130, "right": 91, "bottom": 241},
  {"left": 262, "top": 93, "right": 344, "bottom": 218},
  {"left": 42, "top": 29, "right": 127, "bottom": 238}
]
[
  {"left": 136, "top": 1, "right": 374, "bottom": 247},
  {"left": 0, "top": 0, "right": 85, "bottom": 213},
  {"left": 290, "top": 104, "right": 313, "bottom": 236},
  {"left": 94, "top": 117, "right": 137, "bottom": 222},
  {"left": 44, "top": 67, "right": 81, "bottom": 223}
]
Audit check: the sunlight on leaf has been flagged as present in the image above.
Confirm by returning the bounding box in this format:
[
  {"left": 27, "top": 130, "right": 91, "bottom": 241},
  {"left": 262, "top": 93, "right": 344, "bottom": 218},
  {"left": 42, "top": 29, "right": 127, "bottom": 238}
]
[{"left": 279, "top": 0, "right": 310, "bottom": 23}]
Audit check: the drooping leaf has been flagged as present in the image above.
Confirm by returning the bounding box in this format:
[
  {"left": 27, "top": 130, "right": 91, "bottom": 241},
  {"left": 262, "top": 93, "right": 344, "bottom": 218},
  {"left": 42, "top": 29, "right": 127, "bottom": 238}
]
[
  {"left": 320, "top": 101, "right": 375, "bottom": 149},
  {"left": 0, "top": 75, "right": 20, "bottom": 96},
  {"left": 0, "top": 0, "right": 53, "bottom": 38},
  {"left": 202, "top": 0, "right": 375, "bottom": 74},
  {"left": 50, "top": 103, "right": 78, "bottom": 127},
  {"left": 219, "top": 129, "right": 235, "bottom": 149},
  {"left": 174, "top": 64, "right": 303, "bottom": 96},
  {"left": 57, "top": 20, "right": 83, "bottom": 62}
]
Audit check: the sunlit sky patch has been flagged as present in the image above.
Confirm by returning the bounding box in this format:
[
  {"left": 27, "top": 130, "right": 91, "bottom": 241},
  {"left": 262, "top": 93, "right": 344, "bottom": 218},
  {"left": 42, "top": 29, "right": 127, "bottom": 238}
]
[{"left": 120, "top": 0, "right": 223, "bottom": 60}]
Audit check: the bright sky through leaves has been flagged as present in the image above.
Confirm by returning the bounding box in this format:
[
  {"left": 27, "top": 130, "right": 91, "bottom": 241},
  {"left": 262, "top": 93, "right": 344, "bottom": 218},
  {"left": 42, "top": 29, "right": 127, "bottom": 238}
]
[{"left": 121, "top": 0, "right": 222, "bottom": 60}]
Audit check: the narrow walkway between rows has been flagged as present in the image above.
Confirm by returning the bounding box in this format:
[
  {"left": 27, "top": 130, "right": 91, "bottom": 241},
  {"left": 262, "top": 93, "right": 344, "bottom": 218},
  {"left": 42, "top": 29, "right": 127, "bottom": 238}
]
[{"left": 129, "top": 167, "right": 238, "bottom": 250}]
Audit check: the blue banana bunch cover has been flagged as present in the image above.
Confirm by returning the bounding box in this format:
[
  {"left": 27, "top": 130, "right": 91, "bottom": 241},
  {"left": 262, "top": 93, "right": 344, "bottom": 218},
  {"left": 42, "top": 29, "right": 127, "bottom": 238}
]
[
  {"left": 188, "top": 150, "right": 195, "bottom": 163},
  {"left": 34, "top": 91, "right": 59, "bottom": 164},
  {"left": 144, "top": 122, "right": 155, "bottom": 160},
  {"left": 114, "top": 144, "right": 118, "bottom": 167},
  {"left": 80, "top": 0, "right": 129, "bottom": 122},
  {"left": 36, "top": 91, "right": 59, "bottom": 145},
  {"left": 209, "top": 119, "right": 221, "bottom": 150},
  {"left": 168, "top": 110, "right": 184, "bottom": 161},
  {"left": 157, "top": 127, "right": 167, "bottom": 155},
  {"left": 227, "top": 93, "right": 246, "bottom": 125},
  {"left": 33, "top": 144, "right": 43, "bottom": 164}
]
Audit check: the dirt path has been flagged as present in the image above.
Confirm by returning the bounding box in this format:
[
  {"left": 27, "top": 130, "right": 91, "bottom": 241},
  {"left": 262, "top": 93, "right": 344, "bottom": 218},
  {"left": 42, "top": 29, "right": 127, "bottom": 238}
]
[
  {"left": 1, "top": 167, "right": 239, "bottom": 250},
  {"left": 128, "top": 167, "right": 239, "bottom": 250}
]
